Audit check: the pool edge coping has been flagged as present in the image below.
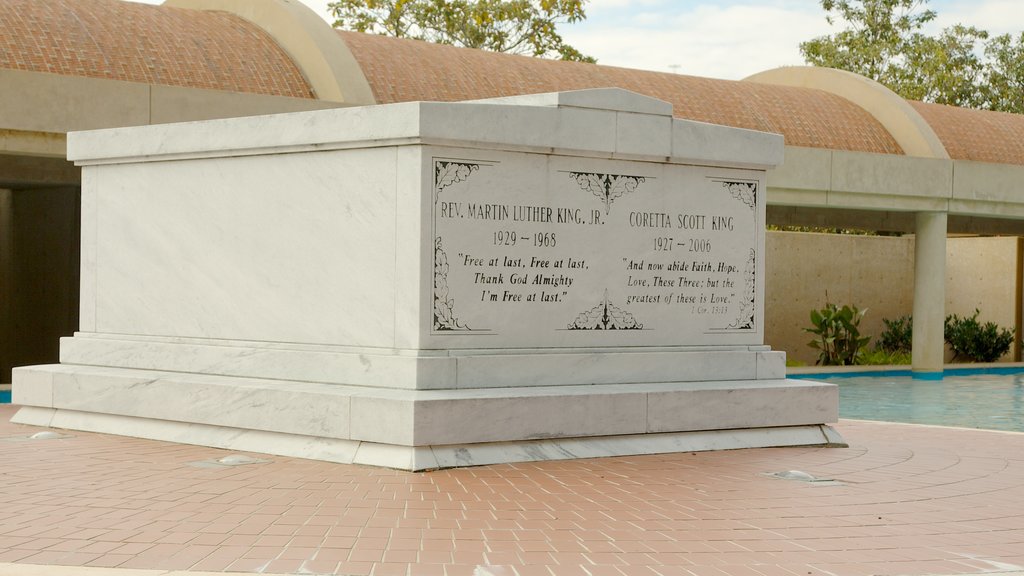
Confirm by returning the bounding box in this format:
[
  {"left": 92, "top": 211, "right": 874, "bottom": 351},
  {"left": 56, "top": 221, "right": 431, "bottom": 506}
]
[{"left": 789, "top": 362, "right": 1024, "bottom": 379}]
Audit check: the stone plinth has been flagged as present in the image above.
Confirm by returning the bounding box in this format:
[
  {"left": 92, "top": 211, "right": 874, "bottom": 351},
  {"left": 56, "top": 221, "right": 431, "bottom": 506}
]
[{"left": 12, "top": 89, "right": 842, "bottom": 470}]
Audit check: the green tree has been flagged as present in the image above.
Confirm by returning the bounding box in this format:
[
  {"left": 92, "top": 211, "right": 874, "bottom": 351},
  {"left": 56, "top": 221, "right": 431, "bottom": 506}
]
[
  {"left": 328, "top": 0, "right": 595, "bottom": 62},
  {"left": 900, "top": 24, "right": 989, "bottom": 107},
  {"left": 984, "top": 32, "right": 1024, "bottom": 113},
  {"left": 799, "top": 0, "right": 940, "bottom": 88},
  {"left": 800, "top": 0, "right": 1024, "bottom": 112}
]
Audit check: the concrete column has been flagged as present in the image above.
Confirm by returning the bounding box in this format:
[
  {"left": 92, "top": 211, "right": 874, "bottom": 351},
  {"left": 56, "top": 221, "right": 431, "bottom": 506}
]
[
  {"left": 912, "top": 211, "right": 947, "bottom": 377},
  {"left": 1016, "top": 237, "right": 1023, "bottom": 362},
  {"left": 0, "top": 189, "right": 12, "bottom": 383}
]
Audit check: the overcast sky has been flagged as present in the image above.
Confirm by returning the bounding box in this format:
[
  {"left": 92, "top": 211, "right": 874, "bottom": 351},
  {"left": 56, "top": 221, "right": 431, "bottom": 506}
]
[{"left": 137, "top": 0, "right": 1024, "bottom": 80}]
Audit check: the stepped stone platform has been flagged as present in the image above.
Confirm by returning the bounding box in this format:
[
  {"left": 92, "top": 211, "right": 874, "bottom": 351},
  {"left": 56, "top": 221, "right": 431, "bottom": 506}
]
[{"left": 12, "top": 88, "right": 841, "bottom": 469}]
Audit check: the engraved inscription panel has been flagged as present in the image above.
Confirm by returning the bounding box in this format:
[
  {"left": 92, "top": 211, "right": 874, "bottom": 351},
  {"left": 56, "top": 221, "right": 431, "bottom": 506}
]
[{"left": 430, "top": 155, "right": 763, "bottom": 347}]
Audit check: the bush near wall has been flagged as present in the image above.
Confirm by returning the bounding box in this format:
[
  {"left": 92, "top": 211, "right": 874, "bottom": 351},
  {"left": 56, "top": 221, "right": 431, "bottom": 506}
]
[{"left": 766, "top": 232, "right": 1019, "bottom": 365}]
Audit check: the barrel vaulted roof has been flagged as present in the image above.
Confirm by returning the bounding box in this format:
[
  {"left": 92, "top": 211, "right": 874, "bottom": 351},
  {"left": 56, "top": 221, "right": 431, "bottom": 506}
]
[
  {"left": 911, "top": 101, "right": 1024, "bottom": 165},
  {"left": 0, "top": 0, "right": 314, "bottom": 98},
  {"left": 338, "top": 30, "right": 905, "bottom": 156},
  {"left": 4, "top": 0, "right": 1024, "bottom": 166}
]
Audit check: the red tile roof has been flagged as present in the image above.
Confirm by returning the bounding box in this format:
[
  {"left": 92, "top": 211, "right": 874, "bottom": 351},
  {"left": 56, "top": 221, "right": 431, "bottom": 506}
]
[
  {"left": 912, "top": 101, "right": 1024, "bottom": 164},
  {"left": 339, "top": 31, "right": 905, "bottom": 156},
  {"left": 0, "top": 0, "right": 314, "bottom": 98},
  {"left": 6, "top": 0, "right": 1024, "bottom": 166}
]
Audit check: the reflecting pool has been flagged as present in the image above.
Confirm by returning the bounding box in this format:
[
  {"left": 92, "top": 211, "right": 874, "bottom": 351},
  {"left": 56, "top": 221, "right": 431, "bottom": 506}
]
[{"left": 799, "top": 369, "right": 1024, "bottom": 432}]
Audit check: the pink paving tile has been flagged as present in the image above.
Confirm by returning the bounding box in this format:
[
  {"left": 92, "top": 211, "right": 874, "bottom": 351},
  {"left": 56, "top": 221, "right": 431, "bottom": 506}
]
[
  {"left": 408, "top": 561, "right": 448, "bottom": 575},
  {"left": 349, "top": 548, "right": 386, "bottom": 562},
  {"left": 262, "top": 558, "right": 306, "bottom": 573},
  {"left": 418, "top": 550, "right": 455, "bottom": 563},
  {"left": 108, "top": 542, "right": 155, "bottom": 556},
  {"left": 313, "top": 547, "right": 354, "bottom": 563},
  {"left": 544, "top": 565, "right": 589, "bottom": 576},
  {"left": 513, "top": 565, "right": 554, "bottom": 576},
  {"left": 421, "top": 539, "right": 456, "bottom": 552},
  {"left": 443, "top": 564, "right": 490, "bottom": 576},
  {"left": 373, "top": 562, "right": 414, "bottom": 575},
  {"left": 582, "top": 565, "right": 628, "bottom": 576},
  {"left": 336, "top": 560, "right": 375, "bottom": 575},
  {"left": 302, "top": 558, "right": 342, "bottom": 574},
  {"left": 453, "top": 539, "right": 488, "bottom": 552},
  {"left": 485, "top": 551, "right": 521, "bottom": 565},
  {"left": 6, "top": 406, "right": 1024, "bottom": 576},
  {"left": 15, "top": 550, "right": 83, "bottom": 565},
  {"left": 383, "top": 549, "right": 419, "bottom": 563},
  {"left": 452, "top": 550, "right": 489, "bottom": 565},
  {"left": 278, "top": 545, "right": 319, "bottom": 560},
  {"left": 225, "top": 557, "right": 272, "bottom": 572},
  {"left": 82, "top": 554, "right": 133, "bottom": 568}
]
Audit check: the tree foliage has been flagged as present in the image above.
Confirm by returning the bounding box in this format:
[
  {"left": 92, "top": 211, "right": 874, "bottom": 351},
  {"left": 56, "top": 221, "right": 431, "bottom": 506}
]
[
  {"left": 328, "top": 0, "right": 595, "bottom": 62},
  {"left": 801, "top": 0, "right": 1024, "bottom": 113},
  {"left": 985, "top": 32, "right": 1024, "bottom": 113}
]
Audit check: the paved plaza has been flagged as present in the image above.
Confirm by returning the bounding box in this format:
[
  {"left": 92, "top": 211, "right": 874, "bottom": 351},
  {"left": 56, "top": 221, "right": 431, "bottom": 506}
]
[{"left": 1, "top": 403, "right": 1024, "bottom": 576}]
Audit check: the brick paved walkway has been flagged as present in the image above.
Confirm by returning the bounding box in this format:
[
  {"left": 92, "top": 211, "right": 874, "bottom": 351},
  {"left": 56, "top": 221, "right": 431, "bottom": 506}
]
[{"left": 2, "top": 403, "right": 1024, "bottom": 576}]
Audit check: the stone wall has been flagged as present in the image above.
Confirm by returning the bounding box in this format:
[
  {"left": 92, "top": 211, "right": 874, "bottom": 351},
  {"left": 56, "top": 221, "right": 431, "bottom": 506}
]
[{"left": 766, "top": 231, "right": 1019, "bottom": 365}]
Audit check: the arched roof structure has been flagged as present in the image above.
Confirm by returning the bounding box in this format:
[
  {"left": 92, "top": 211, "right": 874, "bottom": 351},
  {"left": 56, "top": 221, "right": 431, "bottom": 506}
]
[
  {"left": 338, "top": 31, "right": 905, "bottom": 156},
  {"left": 5, "top": 0, "right": 1024, "bottom": 172},
  {"left": 0, "top": 0, "right": 314, "bottom": 98},
  {"left": 912, "top": 102, "right": 1024, "bottom": 165}
]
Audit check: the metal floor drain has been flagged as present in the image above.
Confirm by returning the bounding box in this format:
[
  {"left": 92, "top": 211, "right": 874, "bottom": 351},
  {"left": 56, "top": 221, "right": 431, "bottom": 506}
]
[{"left": 765, "top": 470, "right": 844, "bottom": 486}]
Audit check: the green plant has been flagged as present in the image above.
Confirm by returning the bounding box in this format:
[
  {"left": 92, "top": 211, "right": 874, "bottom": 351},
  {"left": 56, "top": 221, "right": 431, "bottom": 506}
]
[
  {"left": 877, "top": 315, "right": 913, "bottom": 354},
  {"left": 944, "top": 309, "right": 1015, "bottom": 362},
  {"left": 805, "top": 303, "right": 871, "bottom": 366},
  {"left": 858, "top": 348, "right": 912, "bottom": 366}
]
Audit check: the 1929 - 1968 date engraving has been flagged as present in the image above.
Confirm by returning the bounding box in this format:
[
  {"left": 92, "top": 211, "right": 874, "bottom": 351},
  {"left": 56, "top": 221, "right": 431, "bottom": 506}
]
[{"left": 431, "top": 157, "right": 760, "bottom": 341}]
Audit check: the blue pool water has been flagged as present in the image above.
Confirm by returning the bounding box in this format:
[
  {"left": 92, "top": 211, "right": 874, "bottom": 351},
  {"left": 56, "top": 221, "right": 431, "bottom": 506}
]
[
  {"left": 0, "top": 390, "right": 9, "bottom": 403},
  {"left": 799, "top": 369, "right": 1024, "bottom": 432}
]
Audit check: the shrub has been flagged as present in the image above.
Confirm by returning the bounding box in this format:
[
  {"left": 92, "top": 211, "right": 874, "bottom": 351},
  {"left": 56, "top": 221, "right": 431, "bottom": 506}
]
[
  {"left": 877, "top": 315, "right": 913, "bottom": 354},
  {"left": 858, "top": 348, "right": 912, "bottom": 366},
  {"left": 805, "top": 303, "right": 871, "bottom": 366},
  {"left": 944, "top": 309, "right": 1015, "bottom": 363}
]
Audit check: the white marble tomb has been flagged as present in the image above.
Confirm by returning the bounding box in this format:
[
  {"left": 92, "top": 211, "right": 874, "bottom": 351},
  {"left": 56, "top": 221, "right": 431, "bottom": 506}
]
[{"left": 12, "top": 88, "right": 842, "bottom": 470}]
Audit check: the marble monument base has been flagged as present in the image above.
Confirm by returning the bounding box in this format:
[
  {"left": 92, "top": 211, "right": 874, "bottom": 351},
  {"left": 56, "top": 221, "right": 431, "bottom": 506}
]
[
  {"left": 12, "top": 88, "right": 843, "bottom": 470},
  {"left": 13, "top": 350, "right": 842, "bottom": 471}
]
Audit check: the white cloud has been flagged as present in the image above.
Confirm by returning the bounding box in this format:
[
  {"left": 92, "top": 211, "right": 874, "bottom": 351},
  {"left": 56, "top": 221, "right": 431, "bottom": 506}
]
[
  {"left": 562, "top": 3, "right": 832, "bottom": 79},
  {"left": 123, "top": 0, "right": 1024, "bottom": 81},
  {"left": 564, "top": 0, "right": 1024, "bottom": 79},
  {"left": 934, "top": 0, "right": 1024, "bottom": 36}
]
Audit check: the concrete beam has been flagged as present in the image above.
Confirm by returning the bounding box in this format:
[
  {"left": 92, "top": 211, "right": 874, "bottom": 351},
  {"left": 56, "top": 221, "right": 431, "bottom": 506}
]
[{"left": 0, "top": 69, "right": 342, "bottom": 135}]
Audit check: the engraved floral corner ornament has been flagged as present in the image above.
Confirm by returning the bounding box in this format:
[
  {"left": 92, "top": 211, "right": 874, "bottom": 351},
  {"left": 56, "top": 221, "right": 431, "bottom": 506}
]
[
  {"left": 569, "top": 172, "right": 646, "bottom": 214},
  {"left": 723, "top": 180, "right": 757, "bottom": 210},
  {"left": 433, "top": 160, "right": 480, "bottom": 331},
  {"left": 716, "top": 179, "right": 759, "bottom": 332},
  {"left": 567, "top": 290, "right": 643, "bottom": 330},
  {"left": 727, "top": 249, "right": 757, "bottom": 330}
]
